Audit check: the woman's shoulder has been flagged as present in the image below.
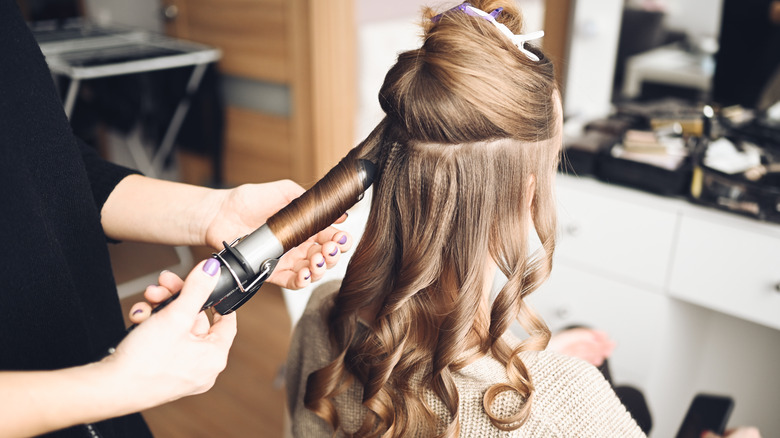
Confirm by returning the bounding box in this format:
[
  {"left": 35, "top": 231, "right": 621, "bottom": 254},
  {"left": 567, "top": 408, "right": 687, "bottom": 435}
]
[
  {"left": 285, "top": 280, "right": 370, "bottom": 437},
  {"left": 516, "top": 348, "right": 613, "bottom": 410},
  {"left": 303, "top": 279, "right": 342, "bottom": 315},
  {"left": 520, "top": 350, "right": 646, "bottom": 437},
  {"left": 451, "top": 338, "right": 644, "bottom": 437},
  {"left": 496, "top": 331, "right": 606, "bottom": 387},
  {"left": 453, "top": 348, "right": 598, "bottom": 399},
  {"left": 287, "top": 281, "right": 342, "bottom": 367},
  {"left": 285, "top": 281, "right": 343, "bottom": 430},
  {"left": 520, "top": 349, "right": 599, "bottom": 381}
]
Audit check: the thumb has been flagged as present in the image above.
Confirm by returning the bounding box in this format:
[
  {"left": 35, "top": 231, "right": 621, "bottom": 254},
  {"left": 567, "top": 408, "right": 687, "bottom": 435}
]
[
  {"left": 701, "top": 431, "right": 720, "bottom": 438},
  {"left": 168, "top": 258, "right": 221, "bottom": 315}
]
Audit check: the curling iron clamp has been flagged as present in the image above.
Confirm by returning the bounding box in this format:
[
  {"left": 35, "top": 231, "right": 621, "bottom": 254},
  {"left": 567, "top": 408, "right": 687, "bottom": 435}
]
[{"left": 144, "top": 158, "right": 377, "bottom": 317}]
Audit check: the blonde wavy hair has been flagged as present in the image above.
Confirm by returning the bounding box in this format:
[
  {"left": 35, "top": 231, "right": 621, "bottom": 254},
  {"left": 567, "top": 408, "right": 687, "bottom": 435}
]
[{"left": 297, "top": 1, "right": 561, "bottom": 436}]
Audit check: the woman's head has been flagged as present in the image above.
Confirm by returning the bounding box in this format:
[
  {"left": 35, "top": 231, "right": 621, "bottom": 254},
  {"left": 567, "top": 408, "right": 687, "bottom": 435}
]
[
  {"left": 380, "top": 1, "right": 558, "bottom": 145},
  {"left": 303, "top": 1, "right": 562, "bottom": 436}
]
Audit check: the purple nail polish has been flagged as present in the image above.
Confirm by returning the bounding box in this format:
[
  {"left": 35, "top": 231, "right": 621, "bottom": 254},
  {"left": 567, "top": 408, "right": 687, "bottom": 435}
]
[
  {"left": 317, "top": 259, "right": 325, "bottom": 268},
  {"left": 304, "top": 271, "right": 311, "bottom": 280},
  {"left": 338, "top": 235, "right": 347, "bottom": 245},
  {"left": 329, "top": 247, "right": 339, "bottom": 257},
  {"left": 132, "top": 309, "right": 143, "bottom": 316},
  {"left": 203, "top": 258, "right": 221, "bottom": 277}
]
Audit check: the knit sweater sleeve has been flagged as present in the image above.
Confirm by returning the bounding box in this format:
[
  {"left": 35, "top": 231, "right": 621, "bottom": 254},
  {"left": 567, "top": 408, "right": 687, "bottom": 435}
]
[
  {"left": 286, "top": 281, "right": 349, "bottom": 437},
  {"left": 76, "top": 138, "right": 141, "bottom": 214},
  {"left": 528, "top": 351, "right": 646, "bottom": 438}
]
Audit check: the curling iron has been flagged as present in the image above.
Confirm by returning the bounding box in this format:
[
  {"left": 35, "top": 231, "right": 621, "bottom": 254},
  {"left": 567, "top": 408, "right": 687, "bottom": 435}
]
[{"left": 143, "top": 158, "right": 376, "bottom": 317}]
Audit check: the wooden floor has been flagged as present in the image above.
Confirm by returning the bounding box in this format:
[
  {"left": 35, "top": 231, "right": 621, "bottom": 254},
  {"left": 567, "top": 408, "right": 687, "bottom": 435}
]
[{"left": 114, "top": 244, "right": 291, "bottom": 438}]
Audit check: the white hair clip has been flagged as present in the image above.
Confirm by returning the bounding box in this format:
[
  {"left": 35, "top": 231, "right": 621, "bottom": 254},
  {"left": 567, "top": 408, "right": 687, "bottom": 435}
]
[{"left": 431, "top": 2, "right": 544, "bottom": 62}]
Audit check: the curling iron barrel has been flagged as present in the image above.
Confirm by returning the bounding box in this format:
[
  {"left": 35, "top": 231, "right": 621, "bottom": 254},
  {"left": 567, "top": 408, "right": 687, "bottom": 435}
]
[{"left": 201, "top": 158, "right": 377, "bottom": 314}]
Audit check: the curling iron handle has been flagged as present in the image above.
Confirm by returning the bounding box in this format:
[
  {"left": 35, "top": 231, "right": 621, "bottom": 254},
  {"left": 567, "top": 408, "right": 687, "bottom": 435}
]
[
  {"left": 128, "top": 257, "right": 235, "bottom": 327},
  {"left": 148, "top": 291, "right": 180, "bottom": 315}
]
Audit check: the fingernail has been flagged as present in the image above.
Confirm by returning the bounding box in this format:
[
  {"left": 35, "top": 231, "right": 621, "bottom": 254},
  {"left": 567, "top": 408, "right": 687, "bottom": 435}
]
[
  {"left": 338, "top": 235, "right": 347, "bottom": 245},
  {"left": 304, "top": 270, "right": 311, "bottom": 280},
  {"left": 329, "top": 247, "right": 339, "bottom": 257},
  {"left": 317, "top": 258, "right": 325, "bottom": 268},
  {"left": 160, "top": 269, "right": 170, "bottom": 275},
  {"left": 132, "top": 308, "right": 143, "bottom": 316},
  {"left": 203, "top": 258, "right": 221, "bottom": 277}
]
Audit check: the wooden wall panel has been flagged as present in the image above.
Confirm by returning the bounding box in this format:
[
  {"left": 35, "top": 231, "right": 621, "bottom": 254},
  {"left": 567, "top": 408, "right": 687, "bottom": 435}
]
[
  {"left": 289, "top": 0, "right": 356, "bottom": 182},
  {"left": 166, "top": 0, "right": 290, "bottom": 83},
  {"left": 222, "top": 106, "right": 293, "bottom": 185},
  {"left": 165, "top": 0, "right": 356, "bottom": 186},
  {"left": 542, "top": 0, "right": 572, "bottom": 91}
]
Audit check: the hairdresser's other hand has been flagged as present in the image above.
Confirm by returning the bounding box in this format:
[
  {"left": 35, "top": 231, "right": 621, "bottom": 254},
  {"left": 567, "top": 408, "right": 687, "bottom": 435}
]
[
  {"left": 702, "top": 427, "right": 761, "bottom": 438},
  {"left": 128, "top": 269, "right": 187, "bottom": 324},
  {"left": 273, "top": 224, "right": 354, "bottom": 288},
  {"left": 202, "top": 179, "right": 352, "bottom": 289},
  {"left": 108, "top": 260, "right": 236, "bottom": 409},
  {"left": 547, "top": 327, "right": 616, "bottom": 367}
]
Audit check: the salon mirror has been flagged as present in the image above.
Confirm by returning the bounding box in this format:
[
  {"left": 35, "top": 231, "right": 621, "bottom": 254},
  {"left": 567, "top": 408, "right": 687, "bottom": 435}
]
[{"left": 556, "top": 0, "right": 780, "bottom": 119}]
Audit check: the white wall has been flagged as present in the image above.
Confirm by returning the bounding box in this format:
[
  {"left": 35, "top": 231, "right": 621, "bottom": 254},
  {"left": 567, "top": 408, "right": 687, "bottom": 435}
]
[
  {"left": 626, "top": 0, "right": 724, "bottom": 39},
  {"left": 83, "top": 0, "right": 163, "bottom": 32},
  {"left": 356, "top": 0, "right": 427, "bottom": 23},
  {"left": 357, "top": 0, "right": 545, "bottom": 27},
  {"left": 562, "top": 0, "right": 624, "bottom": 119},
  {"left": 663, "top": 0, "right": 724, "bottom": 39},
  {"left": 355, "top": 18, "right": 421, "bottom": 141}
]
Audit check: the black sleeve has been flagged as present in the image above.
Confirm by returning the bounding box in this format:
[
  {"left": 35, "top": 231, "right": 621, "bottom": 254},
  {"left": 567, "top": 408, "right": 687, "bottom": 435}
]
[{"left": 76, "top": 137, "right": 142, "bottom": 213}]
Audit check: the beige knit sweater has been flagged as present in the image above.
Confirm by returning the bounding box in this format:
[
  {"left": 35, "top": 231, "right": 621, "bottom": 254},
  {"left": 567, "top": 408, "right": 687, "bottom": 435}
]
[{"left": 286, "top": 282, "right": 646, "bottom": 437}]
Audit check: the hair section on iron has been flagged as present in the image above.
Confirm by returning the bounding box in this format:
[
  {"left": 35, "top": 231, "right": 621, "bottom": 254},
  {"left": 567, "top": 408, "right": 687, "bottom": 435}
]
[{"left": 302, "top": 1, "right": 561, "bottom": 436}]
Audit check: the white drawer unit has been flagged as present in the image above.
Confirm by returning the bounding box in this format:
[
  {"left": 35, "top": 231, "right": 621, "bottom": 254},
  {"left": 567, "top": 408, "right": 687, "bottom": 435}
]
[
  {"left": 668, "top": 211, "right": 780, "bottom": 331},
  {"left": 555, "top": 176, "right": 679, "bottom": 292},
  {"left": 526, "top": 264, "right": 668, "bottom": 389}
]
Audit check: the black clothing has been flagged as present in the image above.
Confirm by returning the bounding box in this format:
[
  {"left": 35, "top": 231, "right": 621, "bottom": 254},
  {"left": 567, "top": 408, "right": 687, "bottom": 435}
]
[
  {"left": 0, "top": 1, "right": 151, "bottom": 436},
  {"left": 713, "top": 0, "right": 780, "bottom": 107}
]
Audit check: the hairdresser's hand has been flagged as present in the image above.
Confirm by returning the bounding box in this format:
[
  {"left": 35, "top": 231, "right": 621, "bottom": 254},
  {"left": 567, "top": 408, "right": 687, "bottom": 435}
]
[
  {"left": 702, "top": 427, "right": 762, "bottom": 438},
  {"left": 128, "top": 269, "right": 189, "bottom": 324},
  {"left": 547, "top": 327, "right": 616, "bottom": 367},
  {"left": 108, "top": 260, "right": 236, "bottom": 409},
  {"left": 270, "top": 224, "right": 355, "bottom": 287},
  {"left": 202, "top": 180, "right": 353, "bottom": 289}
]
